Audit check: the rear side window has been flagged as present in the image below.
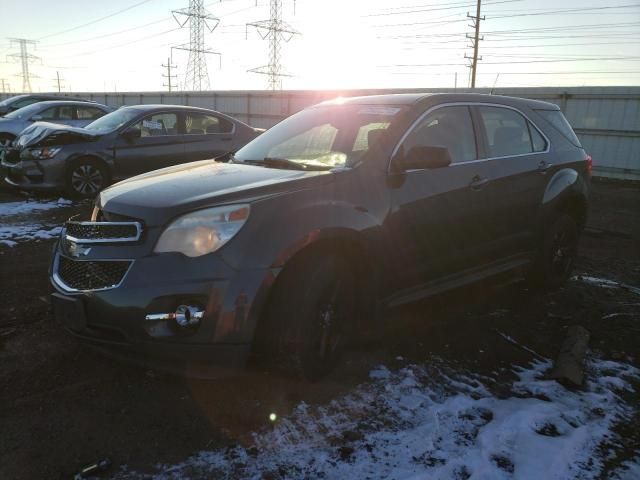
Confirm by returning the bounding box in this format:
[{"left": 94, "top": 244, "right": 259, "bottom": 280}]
[
  {"left": 535, "top": 109, "right": 581, "bottom": 147},
  {"left": 134, "top": 113, "right": 179, "bottom": 137},
  {"left": 13, "top": 98, "right": 39, "bottom": 109},
  {"left": 185, "top": 112, "right": 233, "bottom": 134},
  {"left": 77, "top": 106, "right": 106, "bottom": 120},
  {"left": 403, "top": 106, "right": 477, "bottom": 164},
  {"left": 478, "top": 106, "right": 539, "bottom": 157}
]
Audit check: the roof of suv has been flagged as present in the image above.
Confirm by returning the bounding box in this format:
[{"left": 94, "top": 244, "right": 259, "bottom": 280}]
[{"left": 321, "top": 93, "right": 559, "bottom": 111}]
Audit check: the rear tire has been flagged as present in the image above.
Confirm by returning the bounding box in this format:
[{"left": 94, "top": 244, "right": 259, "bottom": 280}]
[
  {"left": 65, "top": 158, "right": 110, "bottom": 199},
  {"left": 527, "top": 214, "right": 579, "bottom": 290},
  {"left": 263, "top": 253, "right": 356, "bottom": 381}
]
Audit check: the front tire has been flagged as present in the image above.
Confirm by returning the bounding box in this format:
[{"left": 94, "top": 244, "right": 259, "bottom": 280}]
[
  {"left": 264, "top": 253, "right": 356, "bottom": 381},
  {"left": 527, "top": 214, "right": 579, "bottom": 290},
  {"left": 65, "top": 159, "right": 110, "bottom": 199}
]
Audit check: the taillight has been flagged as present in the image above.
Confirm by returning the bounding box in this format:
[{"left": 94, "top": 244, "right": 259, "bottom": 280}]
[{"left": 586, "top": 155, "right": 593, "bottom": 176}]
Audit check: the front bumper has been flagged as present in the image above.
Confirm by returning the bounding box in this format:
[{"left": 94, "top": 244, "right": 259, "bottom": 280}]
[
  {"left": 2, "top": 154, "right": 66, "bottom": 191},
  {"left": 49, "top": 236, "right": 276, "bottom": 372}
]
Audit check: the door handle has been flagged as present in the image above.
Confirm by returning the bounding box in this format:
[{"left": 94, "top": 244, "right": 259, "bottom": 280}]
[
  {"left": 469, "top": 175, "right": 490, "bottom": 191},
  {"left": 538, "top": 160, "right": 553, "bottom": 173}
]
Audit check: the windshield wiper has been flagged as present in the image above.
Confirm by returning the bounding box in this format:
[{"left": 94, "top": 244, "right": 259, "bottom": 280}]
[{"left": 235, "top": 157, "right": 332, "bottom": 171}]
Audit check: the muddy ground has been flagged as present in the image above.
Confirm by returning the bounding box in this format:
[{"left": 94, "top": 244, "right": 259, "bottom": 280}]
[{"left": 0, "top": 180, "right": 638, "bottom": 479}]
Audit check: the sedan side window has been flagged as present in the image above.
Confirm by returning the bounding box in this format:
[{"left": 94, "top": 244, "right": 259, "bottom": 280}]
[
  {"left": 478, "top": 106, "right": 535, "bottom": 157},
  {"left": 185, "top": 113, "right": 233, "bottom": 134},
  {"left": 402, "top": 106, "right": 477, "bottom": 164},
  {"left": 58, "top": 106, "right": 74, "bottom": 120},
  {"left": 133, "top": 113, "right": 179, "bottom": 137},
  {"left": 37, "top": 107, "right": 57, "bottom": 120},
  {"left": 77, "top": 106, "right": 106, "bottom": 120}
]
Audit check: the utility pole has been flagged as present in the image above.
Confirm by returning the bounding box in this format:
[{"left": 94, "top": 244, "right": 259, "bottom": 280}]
[
  {"left": 172, "top": 0, "right": 221, "bottom": 91},
  {"left": 464, "top": 0, "right": 484, "bottom": 88},
  {"left": 246, "top": 0, "right": 299, "bottom": 90},
  {"left": 7, "top": 38, "right": 40, "bottom": 93},
  {"left": 53, "top": 71, "right": 64, "bottom": 93},
  {"left": 162, "top": 57, "right": 178, "bottom": 92},
  {"left": 0, "top": 79, "right": 8, "bottom": 93}
]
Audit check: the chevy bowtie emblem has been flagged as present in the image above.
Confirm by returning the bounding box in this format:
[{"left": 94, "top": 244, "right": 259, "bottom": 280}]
[{"left": 68, "top": 241, "right": 92, "bottom": 257}]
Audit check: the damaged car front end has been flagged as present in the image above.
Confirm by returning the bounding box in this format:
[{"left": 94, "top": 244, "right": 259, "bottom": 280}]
[{"left": 2, "top": 122, "right": 100, "bottom": 191}]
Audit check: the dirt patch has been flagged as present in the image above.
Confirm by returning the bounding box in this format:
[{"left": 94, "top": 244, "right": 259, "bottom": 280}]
[{"left": 0, "top": 180, "right": 638, "bottom": 479}]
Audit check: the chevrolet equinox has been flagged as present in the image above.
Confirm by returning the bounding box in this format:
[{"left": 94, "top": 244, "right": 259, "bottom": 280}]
[{"left": 50, "top": 93, "right": 591, "bottom": 379}]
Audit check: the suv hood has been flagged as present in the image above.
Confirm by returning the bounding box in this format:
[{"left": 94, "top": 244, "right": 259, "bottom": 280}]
[
  {"left": 15, "top": 122, "right": 99, "bottom": 149},
  {"left": 98, "top": 160, "right": 332, "bottom": 226}
]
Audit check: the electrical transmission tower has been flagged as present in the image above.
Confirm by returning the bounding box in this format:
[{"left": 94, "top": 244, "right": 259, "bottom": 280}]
[
  {"left": 464, "top": 0, "right": 484, "bottom": 88},
  {"left": 172, "top": 0, "right": 221, "bottom": 91},
  {"left": 246, "top": 0, "right": 299, "bottom": 90},
  {"left": 7, "top": 38, "right": 40, "bottom": 93},
  {"left": 162, "top": 57, "right": 178, "bottom": 92}
]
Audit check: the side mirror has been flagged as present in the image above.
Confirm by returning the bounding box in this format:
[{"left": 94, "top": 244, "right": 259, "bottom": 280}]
[
  {"left": 122, "top": 126, "right": 141, "bottom": 140},
  {"left": 31, "top": 114, "right": 43, "bottom": 121},
  {"left": 399, "top": 145, "right": 452, "bottom": 171}
]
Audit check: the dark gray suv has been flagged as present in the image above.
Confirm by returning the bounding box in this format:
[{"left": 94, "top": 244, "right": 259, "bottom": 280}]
[
  {"left": 3, "top": 104, "right": 261, "bottom": 197},
  {"left": 49, "top": 93, "right": 590, "bottom": 379}
]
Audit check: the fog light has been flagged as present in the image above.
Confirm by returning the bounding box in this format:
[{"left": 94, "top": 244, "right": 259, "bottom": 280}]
[
  {"left": 145, "top": 305, "right": 205, "bottom": 327},
  {"left": 175, "top": 305, "right": 204, "bottom": 327}
]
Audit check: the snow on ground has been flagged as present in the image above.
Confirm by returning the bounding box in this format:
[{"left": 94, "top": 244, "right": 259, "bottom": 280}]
[
  {"left": 114, "top": 357, "right": 640, "bottom": 480},
  {"left": 0, "top": 198, "right": 71, "bottom": 246},
  {"left": 572, "top": 274, "right": 640, "bottom": 296}
]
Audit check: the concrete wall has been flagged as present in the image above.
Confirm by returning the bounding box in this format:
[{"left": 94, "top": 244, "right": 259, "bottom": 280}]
[{"left": 2, "top": 87, "right": 639, "bottom": 180}]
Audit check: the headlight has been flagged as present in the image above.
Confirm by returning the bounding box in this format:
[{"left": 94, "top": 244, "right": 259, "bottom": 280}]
[
  {"left": 154, "top": 204, "right": 250, "bottom": 257},
  {"left": 29, "top": 146, "right": 61, "bottom": 159}
]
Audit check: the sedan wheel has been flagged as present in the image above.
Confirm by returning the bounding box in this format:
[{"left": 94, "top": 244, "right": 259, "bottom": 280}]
[{"left": 66, "top": 160, "right": 109, "bottom": 198}]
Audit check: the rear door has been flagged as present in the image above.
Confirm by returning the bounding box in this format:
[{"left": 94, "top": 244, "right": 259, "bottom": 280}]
[
  {"left": 181, "top": 111, "right": 235, "bottom": 162},
  {"left": 473, "top": 105, "right": 550, "bottom": 259},
  {"left": 385, "top": 104, "right": 491, "bottom": 290},
  {"left": 113, "top": 111, "right": 185, "bottom": 178}
]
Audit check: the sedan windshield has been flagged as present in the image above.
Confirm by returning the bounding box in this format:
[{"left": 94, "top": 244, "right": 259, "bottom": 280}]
[
  {"left": 3, "top": 102, "right": 43, "bottom": 120},
  {"left": 85, "top": 108, "right": 141, "bottom": 133},
  {"left": 234, "top": 104, "right": 406, "bottom": 169},
  {"left": 0, "top": 95, "right": 24, "bottom": 106}
]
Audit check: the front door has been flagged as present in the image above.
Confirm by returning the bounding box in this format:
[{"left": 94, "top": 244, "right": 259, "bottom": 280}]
[
  {"left": 384, "top": 105, "right": 490, "bottom": 291},
  {"left": 114, "top": 112, "right": 185, "bottom": 178}
]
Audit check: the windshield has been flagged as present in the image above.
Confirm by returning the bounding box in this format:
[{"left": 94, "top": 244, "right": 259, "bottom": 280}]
[
  {"left": 3, "top": 102, "right": 44, "bottom": 120},
  {"left": 0, "top": 95, "right": 26, "bottom": 107},
  {"left": 234, "top": 104, "right": 405, "bottom": 169},
  {"left": 85, "top": 108, "right": 141, "bottom": 133}
]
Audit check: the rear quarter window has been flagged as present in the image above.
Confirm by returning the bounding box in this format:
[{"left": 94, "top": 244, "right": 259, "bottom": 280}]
[{"left": 535, "top": 109, "right": 581, "bottom": 147}]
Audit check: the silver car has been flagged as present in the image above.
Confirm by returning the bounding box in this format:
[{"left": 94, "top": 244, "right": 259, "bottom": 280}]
[{"left": 0, "top": 100, "right": 111, "bottom": 150}]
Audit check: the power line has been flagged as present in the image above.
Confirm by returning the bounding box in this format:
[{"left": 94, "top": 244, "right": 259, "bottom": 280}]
[
  {"left": 487, "top": 3, "right": 640, "bottom": 19},
  {"left": 363, "top": 0, "right": 522, "bottom": 17},
  {"left": 246, "top": 0, "right": 300, "bottom": 90},
  {"left": 38, "top": 0, "right": 155, "bottom": 40}
]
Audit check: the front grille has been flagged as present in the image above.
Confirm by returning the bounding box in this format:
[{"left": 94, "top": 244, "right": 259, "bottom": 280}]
[
  {"left": 65, "top": 221, "right": 141, "bottom": 242},
  {"left": 56, "top": 256, "right": 131, "bottom": 291}
]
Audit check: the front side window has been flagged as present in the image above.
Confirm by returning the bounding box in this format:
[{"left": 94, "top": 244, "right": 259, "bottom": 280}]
[
  {"left": 38, "top": 107, "right": 57, "bottom": 120},
  {"left": 402, "top": 106, "right": 477, "bottom": 164},
  {"left": 234, "top": 104, "right": 405, "bottom": 169},
  {"left": 134, "top": 113, "right": 179, "bottom": 137},
  {"left": 478, "top": 106, "right": 534, "bottom": 157},
  {"left": 58, "top": 106, "right": 74, "bottom": 120},
  {"left": 77, "top": 106, "right": 105, "bottom": 120},
  {"left": 185, "top": 113, "right": 233, "bottom": 134}
]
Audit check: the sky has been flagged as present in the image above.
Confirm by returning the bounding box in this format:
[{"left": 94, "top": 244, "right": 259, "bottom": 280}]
[{"left": 0, "top": 0, "right": 639, "bottom": 93}]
